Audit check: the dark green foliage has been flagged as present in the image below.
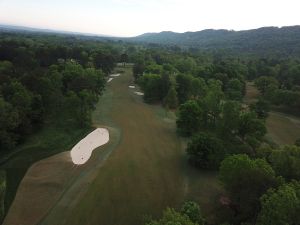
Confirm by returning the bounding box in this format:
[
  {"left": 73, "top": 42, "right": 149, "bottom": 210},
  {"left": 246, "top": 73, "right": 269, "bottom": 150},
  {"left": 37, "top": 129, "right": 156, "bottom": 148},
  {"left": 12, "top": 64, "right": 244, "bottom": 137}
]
[
  {"left": 131, "top": 26, "right": 300, "bottom": 56},
  {"left": 219, "top": 154, "right": 280, "bottom": 224},
  {"left": 0, "top": 33, "right": 112, "bottom": 152},
  {"left": 238, "top": 112, "right": 266, "bottom": 141},
  {"left": 226, "top": 78, "right": 243, "bottom": 100},
  {"left": 254, "top": 76, "right": 279, "bottom": 96},
  {"left": 268, "top": 145, "right": 300, "bottom": 180},
  {"left": 250, "top": 98, "right": 270, "bottom": 119},
  {"left": 201, "top": 80, "right": 224, "bottom": 128},
  {"left": 176, "top": 74, "right": 193, "bottom": 104},
  {"left": 0, "top": 98, "right": 19, "bottom": 150},
  {"left": 176, "top": 100, "right": 202, "bottom": 136},
  {"left": 163, "top": 85, "right": 178, "bottom": 109},
  {"left": 295, "top": 138, "right": 300, "bottom": 147},
  {"left": 180, "top": 201, "right": 205, "bottom": 225},
  {"left": 0, "top": 171, "right": 5, "bottom": 221},
  {"left": 92, "top": 51, "right": 115, "bottom": 74},
  {"left": 186, "top": 132, "right": 225, "bottom": 169},
  {"left": 146, "top": 208, "right": 197, "bottom": 225},
  {"left": 138, "top": 74, "right": 163, "bottom": 103},
  {"left": 133, "top": 60, "right": 145, "bottom": 81},
  {"left": 219, "top": 101, "right": 241, "bottom": 136},
  {"left": 190, "top": 77, "right": 207, "bottom": 99},
  {"left": 258, "top": 181, "right": 300, "bottom": 225},
  {"left": 120, "top": 53, "right": 128, "bottom": 66},
  {"left": 272, "top": 89, "right": 300, "bottom": 107}
]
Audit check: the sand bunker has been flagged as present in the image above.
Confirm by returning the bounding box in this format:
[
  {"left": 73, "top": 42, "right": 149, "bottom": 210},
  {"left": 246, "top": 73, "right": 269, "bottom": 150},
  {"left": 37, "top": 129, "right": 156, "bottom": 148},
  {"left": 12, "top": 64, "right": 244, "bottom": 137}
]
[
  {"left": 3, "top": 128, "right": 111, "bottom": 225},
  {"left": 107, "top": 78, "right": 113, "bottom": 83},
  {"left": 134, "top": 91, "right": 144, "bottom": 96},
  {"left": 71, "top": 128, "right": 109, "bottom": 165},
  {"left": 129, "top": 85, "right": 135, "bottom": 88},
  {"left": 110, "top": 73, "right": 120, "bottom": 77}
]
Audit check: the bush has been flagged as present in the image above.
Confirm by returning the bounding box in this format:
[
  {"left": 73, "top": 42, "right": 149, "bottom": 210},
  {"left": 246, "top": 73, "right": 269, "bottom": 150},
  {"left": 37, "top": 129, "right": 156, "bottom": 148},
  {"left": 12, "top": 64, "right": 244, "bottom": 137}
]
[{"left": 181, "top": 201, "right": 205, "bottom": 225}]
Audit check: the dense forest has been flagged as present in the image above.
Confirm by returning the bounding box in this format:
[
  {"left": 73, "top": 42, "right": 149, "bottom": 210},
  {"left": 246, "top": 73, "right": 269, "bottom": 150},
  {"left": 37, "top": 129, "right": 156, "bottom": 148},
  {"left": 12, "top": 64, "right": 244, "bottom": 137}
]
[
  {"left": 0, "top": 31, "right": 122, "bottom": 151},
  {"left": 1, "top": 28, "right": 300, "bottom": 225},
  {"left": 129, "top": 26, "right": 300, "bottom": 56},
  {"left": 131, "top": 47, "right": 300, "bottom": 224}
]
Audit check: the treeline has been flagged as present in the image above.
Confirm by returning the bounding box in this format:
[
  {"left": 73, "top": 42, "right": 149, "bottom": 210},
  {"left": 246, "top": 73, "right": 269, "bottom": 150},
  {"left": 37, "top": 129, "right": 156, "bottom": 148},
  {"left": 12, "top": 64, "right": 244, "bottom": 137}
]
[
  {"left": 250, "top": 58, "right": 300, "bottom": 113},
  {"left": 0, "top": 32, "right": 124, "bottom": 151},
  {"left": 133, "top": 48, "right": 300, "bottom": 225},
  {"left": 130, "top": 26, "right": 300, "bottom": 57}
]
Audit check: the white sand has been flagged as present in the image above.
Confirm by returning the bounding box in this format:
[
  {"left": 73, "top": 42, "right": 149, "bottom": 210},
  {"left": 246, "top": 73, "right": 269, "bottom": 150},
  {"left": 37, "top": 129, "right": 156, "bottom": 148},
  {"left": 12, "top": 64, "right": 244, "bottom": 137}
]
[
  {"left": 110, "top": 73, "right": 120, "bottom": 77},
  {"left": 71, "top": 128, "right": 109, "bottom": 165},
  {"left": 134, "top": 91, "right": 144, "bottom": 96},
  {"left": 107, "top": 78, "right": 113, "bottom": 83},
  {"left": 129, "top": 85, "right": 135, "bottom": 88}
]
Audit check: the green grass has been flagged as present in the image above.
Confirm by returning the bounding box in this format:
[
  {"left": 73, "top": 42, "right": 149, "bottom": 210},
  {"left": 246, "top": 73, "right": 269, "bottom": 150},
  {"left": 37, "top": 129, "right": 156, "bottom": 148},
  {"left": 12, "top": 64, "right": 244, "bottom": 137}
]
[
  {"left": 2, "top": 67, "right": 221, "bottom": 225},
  {"left": 62, "top": 67, "right": 221, "bottom": 225},
  {"left": 0, "top": 118, "right": 92, "bottom": 217}
]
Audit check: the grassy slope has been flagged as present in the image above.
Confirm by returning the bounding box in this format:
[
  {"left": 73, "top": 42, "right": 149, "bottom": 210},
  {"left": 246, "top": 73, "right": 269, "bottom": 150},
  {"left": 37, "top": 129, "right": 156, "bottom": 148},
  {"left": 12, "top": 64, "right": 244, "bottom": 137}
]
[
  {"left": 245, "top": 82, "right": 300, "bottom": 145},
  {"left": 0, "top": 114, "right": 92, "bottom": 217},
  {"left": 64, "top": 67, "right": 221, "bottom": 225}
]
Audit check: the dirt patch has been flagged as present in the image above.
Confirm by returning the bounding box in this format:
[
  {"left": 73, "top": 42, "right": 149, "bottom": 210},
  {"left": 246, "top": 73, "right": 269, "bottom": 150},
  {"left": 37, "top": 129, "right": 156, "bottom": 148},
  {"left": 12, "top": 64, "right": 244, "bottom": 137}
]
[{"left": 244, "top": 82, "right": 260, "bottom": 104}]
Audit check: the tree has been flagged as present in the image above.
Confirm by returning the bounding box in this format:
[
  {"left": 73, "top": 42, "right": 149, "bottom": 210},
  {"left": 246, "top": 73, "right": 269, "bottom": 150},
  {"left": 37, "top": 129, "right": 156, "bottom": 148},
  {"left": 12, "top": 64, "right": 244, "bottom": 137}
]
[
  {"left": 201, "top": 80, "right": 224, "bottom": 128},
  {"left": 138, "top": 74, "right": 162, "bottom": 103},
  {"left": 176, "top": 100, "right": 202, "bottom": 136},
  {"left": 295, "top": 138, "right": 300, "bottom": 147},
  {"left": 181, "top": 201, "right": 205, "bottom": 225},
  {"left": 250, "top": 98, "right": 270, "bottom": 119},
  {"left": 92, "top": 51, "right": 115, "bottom": 74},
  {"left": 133, "top": 60, "right": 145, "bottom": 81},
  {"left": 219, "top": 154, "right": 280, "bottom": 223},
  {"left": 226, "top": 78, "right": 244, "bottom": 100},
  {"left": 0, "top": 98, "right": 19, "bottom": 150},
  {"left": 257, "top": 181, "right": 300, "bottom": 225},
  {"left": 146, "top": 208, "right": 197, "bottom": 225},
  {"left": 1, "top": 81, "right": 33, "bottom": 135},
  {"left": 186, "top": 132, "right": 225, "bottom": 169},
  {"left": 190, "top": 77, "right": 207, "bottom": 99},
  {"left": 176, "top": 74, "right": 193, "bottom": 104},
  {"left": 254, "top": 76, "right": 279, "bottom": 95},
  {"left": 120, "top": 53, "right": 128, "bottom": 67},
  {"left": 0, "top": 171, "right": 5, "bottom": 221},
  {"left": 268, "top": 145, "right": 300, "bottom": 180},
  {"left": 219, "top": 101, "right": 241, "bottom": 136},
  {"left": 238, "top": 112, "right": 266, "bottom": 141},
  {"left": 163, "top": 86, "right": 178, "bottom": 109}
]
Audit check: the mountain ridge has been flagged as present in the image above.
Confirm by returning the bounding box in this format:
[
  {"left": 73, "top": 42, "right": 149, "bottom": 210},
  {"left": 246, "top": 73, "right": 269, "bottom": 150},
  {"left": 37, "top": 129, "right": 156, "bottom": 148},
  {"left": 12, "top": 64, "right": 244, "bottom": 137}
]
[{"left": 129, "top": 26, "right": 300, "bottom": 56}]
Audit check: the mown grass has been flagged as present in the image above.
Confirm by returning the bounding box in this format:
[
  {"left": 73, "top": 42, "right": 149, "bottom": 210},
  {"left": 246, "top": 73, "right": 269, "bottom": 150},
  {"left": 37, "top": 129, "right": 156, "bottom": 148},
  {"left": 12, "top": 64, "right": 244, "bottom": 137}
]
[
  {"left": 64, "top": 67, "right": 221, "bottom": 225},
  {"left": 0, "top": 117, "right": 92, "bottom": 217}
]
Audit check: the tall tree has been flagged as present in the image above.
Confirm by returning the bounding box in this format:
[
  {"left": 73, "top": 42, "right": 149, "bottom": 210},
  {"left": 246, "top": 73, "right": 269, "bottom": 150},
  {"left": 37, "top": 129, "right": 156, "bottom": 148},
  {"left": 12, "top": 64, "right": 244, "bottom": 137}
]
[
  {"left": 258, "top": 181, "right": 300, "bottom": 225},
  {"left": 219, "top": 154, "right": 280, "bottom": 224}
]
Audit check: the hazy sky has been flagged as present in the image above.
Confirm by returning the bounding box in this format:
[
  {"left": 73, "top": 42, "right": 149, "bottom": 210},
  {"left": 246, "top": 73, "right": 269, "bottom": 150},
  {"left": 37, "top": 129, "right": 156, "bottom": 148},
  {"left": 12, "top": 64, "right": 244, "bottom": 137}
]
[{"left": 0, "top": 0, "right": 299, "bottom": 37}]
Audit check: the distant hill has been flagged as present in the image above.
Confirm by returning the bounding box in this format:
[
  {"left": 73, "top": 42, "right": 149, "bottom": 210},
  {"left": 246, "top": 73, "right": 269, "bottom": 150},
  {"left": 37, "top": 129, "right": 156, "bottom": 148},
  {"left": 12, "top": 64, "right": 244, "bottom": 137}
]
[
  {"left": 129, "top": 26, "right": 300, "bottom": 56},
  {"left": 0, "top": 24, "right": 113, "bottom": 38}
]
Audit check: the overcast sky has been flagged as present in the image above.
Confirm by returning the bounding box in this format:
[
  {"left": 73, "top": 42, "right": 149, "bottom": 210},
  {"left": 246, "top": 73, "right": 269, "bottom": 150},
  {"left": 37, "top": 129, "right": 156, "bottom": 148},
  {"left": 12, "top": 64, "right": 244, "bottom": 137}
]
[{"left": 0, "top": 0, "right": 299, "bottom": 37}]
